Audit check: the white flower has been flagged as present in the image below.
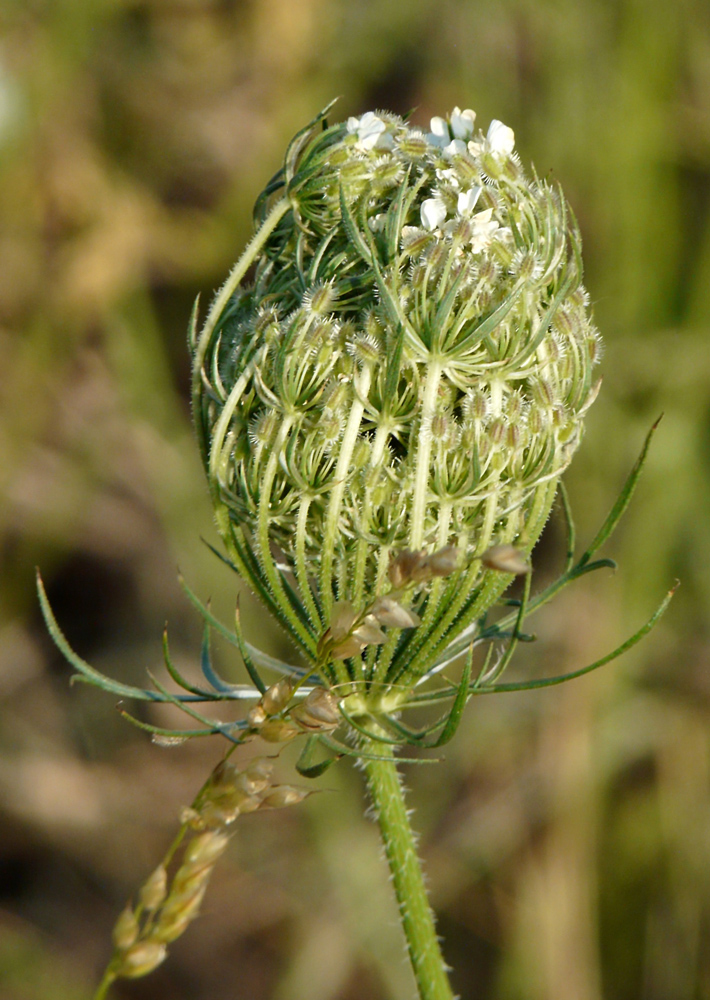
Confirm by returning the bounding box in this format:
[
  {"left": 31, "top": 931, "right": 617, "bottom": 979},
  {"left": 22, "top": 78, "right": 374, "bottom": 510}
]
[
  {"left": 443, "top": 139, "right": 468, "bottom": 159},
  {"left": 450, "top": 107, "right": 476, "bottom": 140},
  {"left": 368, "top": 213, "right": 387, "bottom": 233},
  {"left": 486, "top": 119, "right": 515, "bottom": 157},
  {"left": 426, "top": 116, "right": 449, "bottom": 147},
  {"left": 457, "top": 187, "right": 482, "bottom": 215},
  {"left": 347, "top": 112, "right": 390, "bottom": 151},
  {"left": 420, "top": 197, "right": 447, "bottom": 231},
  {"left": 435, "top": 166, "right": 461, "bottom": 190},
  {"left": 469, "top": 208, "right": 499, "bottom": 252}
]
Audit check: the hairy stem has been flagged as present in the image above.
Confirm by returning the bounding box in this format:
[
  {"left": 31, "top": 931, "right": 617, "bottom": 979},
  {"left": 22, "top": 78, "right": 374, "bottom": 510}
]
[{"left": 362, "top": 738, "right": 456, "bottom": 1000}]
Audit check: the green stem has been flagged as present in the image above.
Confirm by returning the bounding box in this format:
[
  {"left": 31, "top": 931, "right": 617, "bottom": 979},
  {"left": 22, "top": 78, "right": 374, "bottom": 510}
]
[
  {"left": 362, "top": 739, "right": 456, "bottom": 1000},
  {"left": 93, "top": 968, "right": 117, "bottom": 1000}
]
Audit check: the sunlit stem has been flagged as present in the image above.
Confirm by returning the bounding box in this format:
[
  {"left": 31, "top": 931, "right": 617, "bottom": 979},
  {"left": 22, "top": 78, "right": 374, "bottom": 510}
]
[
  {"left": 320, "top": 362, "right": 373, "bottom": 619},
  {"left": 362, "top": 735, "right": 455, "bottom": 1000},
  {"left": 256, "top": 417, "right": 316, "bottom": 654},
  {"left": 295, "top": 496, "right": 323, "bottom": 629},
  {"left": 410, "top": 360, "right": 442, "bottom": 549}
]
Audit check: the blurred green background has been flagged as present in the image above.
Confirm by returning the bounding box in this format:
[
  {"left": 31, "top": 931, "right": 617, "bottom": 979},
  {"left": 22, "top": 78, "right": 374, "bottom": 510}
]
[{"left": 1, "top": 1, "right": 709, "bottom": 997}]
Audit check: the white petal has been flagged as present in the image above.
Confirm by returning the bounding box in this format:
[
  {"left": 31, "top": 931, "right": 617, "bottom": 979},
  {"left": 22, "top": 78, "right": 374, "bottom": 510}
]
[
  {"left": 420, "top": 197, "right": 447, "bottom": 231},
  {"left": 457, "top": 186, "right": 482, "bottom": 215},
  {"left": 374, "top": 130, "right": 394, "bottom": 150},
  {"left": 450, "top": 107, "right": 476, "bottom": 140},
  {"left": 435, "top": 167, "right": 461, "bottom": 189},
  {"left": 357, "top": 112, "right": 387, "bottom": 150},
  {"left": 429, "top": 116, "right": 449, "bottom": 138},
  {"left": 359, "top": 111, "right": 380, "bottom": 129},
  {"left": 443, "top": 138, "right": 467, "bottom": 159},
  {"left": 486, "top": 119, "right": 515, "bottom": 156},
  {"left": 346, "top": 116, "right": 360, "bottom": 134}
]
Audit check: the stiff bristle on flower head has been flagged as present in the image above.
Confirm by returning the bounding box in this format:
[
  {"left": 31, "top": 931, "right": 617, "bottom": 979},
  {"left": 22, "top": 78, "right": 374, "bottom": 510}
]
[{"left": 192, "top": 102, "right": 600, "bottom": 698}]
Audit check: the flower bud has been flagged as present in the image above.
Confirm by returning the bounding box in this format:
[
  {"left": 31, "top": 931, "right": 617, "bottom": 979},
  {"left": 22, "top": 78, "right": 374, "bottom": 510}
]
[
  {"left": 371, "top": 596, "right": 421, "bottom": 629},
  {"left": 118, "top": 941, "right": 168, "bottom": 978},
  {"left": 481, "top": 544, "right": 530, "bottom": 575},
  {"left": 112, "top": 906, "right": 139, "bottom": 951},
  {"left": 290, "top": 688, "right": 340, "bottom": 732},
  {"left": 261, "top": 680, "right": 294, "bottom": 716},
  {"left": 260, "top": 785, "right": 312, "bottom": 809},
  {"left": 194, "top": 103, "right": 600, "bottom": 690},
  {"left": 139, "top": 865, "right": 168, "bottom": 912},
  {"left": 258, "top": 718, "right": 300, "bottom": 743},
  {"left": 184, "top": 831, "right": 231, "bottom": 867}
]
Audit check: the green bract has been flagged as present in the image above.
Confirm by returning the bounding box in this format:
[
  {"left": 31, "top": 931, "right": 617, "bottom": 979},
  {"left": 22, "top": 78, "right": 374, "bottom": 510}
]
[{"left": 191, "top": 103, "right": 601, "bottom": 699}]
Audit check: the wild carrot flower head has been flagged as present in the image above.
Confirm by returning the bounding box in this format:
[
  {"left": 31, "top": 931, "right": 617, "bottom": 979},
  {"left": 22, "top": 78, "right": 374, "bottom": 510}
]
[{"left": 191, "top": 103, "right": 601, "bottom": 701}]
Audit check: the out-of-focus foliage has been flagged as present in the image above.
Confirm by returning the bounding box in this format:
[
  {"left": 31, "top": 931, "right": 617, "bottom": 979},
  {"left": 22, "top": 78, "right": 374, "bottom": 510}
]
[{"left": 1, "top": 1, "right": 709, "bottom": 998}]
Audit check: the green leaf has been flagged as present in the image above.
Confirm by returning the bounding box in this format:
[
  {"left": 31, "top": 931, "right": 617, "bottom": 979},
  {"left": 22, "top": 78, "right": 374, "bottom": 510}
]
[
  {"left": 476, "top": 583, "right": 677, "bottom": 695},
  {"left": 483, "top": 571, "right": 532, "bottom": 686},
  {"left": 579, "top": 416, "right": 662, "bottom": 567},
  {"left": 145, "top": 670, "right": 244, "bottom": 744},
  {"left": 178, "top": 574, "right": 303, "bottom": 679},
  {"left": 430, "top": 645, "right": 473, "bottom": 747},
  {"left": 234, "top": 599, "right": 267, "bottom": 694},
  {"left": 162, "top": 628, "right": 212, "bottom": 697},
  {"left": 199, "top": 621, "right": 238, "bottom": 694},
  {"left": 319, "top": 733, "right": 440, "bottom": 765},
  {"left": 284, "top": 99, "right": 339, "bottom": 186},
  {"left": 37, "top": 570, "right": 163, "bottom": 703},
  {"left": 118, "top": 711, "right": 219, "bottom": 740},
  {"left": 296, "top": 736, "right": 339, "bottom": 778},
  {"left": 558, "top": 479, "right": 576, "bottom": 572},
  {"left": 338, "top": 184, "right": 373, "bottom": 265}
]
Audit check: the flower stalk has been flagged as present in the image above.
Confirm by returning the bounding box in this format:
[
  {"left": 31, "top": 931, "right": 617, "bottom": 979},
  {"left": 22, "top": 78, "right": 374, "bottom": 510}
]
[{"left": 363, "top": 741, "right": 456, "bottom": 1000}]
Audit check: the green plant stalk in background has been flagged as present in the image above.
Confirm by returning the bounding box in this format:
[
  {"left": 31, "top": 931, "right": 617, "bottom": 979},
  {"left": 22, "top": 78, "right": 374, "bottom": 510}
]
[{"left": 38, "top": 103, "right": 675, "bottom": 1000}]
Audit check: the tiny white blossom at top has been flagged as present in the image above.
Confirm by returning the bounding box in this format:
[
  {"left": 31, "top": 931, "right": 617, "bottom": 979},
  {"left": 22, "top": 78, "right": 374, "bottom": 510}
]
[
  {"left": 450, "top": 107, "right": 476, "bottom": 140},
  {"left": 420, "top": 197, "right": 447, "bottom": 231},
  {"left": 347, "top": 112, "right": 392, "bottom": 151},
  {"left": 486, "top": 119, "right": 515, "bottom": 157},
  {"left": 426, "top": 116, "right": 449, "bottom": 148}
]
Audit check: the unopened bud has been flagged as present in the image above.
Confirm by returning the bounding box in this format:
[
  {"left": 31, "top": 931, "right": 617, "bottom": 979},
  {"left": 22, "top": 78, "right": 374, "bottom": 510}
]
[
  {"left": 258, "top": 718, "right": 300, "bottom": 743},
  {"left": 423, "top": 545, "right": 459, "bottom": 577},
  {"left": 119, "top": 941, "right": 168, "bottom": 978},
  {"left": 247, "top": 704, "right": 267, "bottom": 728},
  {"left": 157, "top": 885, "right": 207, "bottom": 934},
  {"left": 139, "top": 865, "right": 168, "bottom": 912},
  {"left": 371, "top": 596, "right": 421, "bottom": 629},
  {"left": 235, "top": 767, "right": 271, "bottom": 797},
  {"left": 481, "top": 544, "right": 530, "bottom": 575},
  {"left": 261, "top": 785, "right": 312, "bottom": 809},
  {"left": 352, "top": 618, "right": 387, "bottom": 645},
  {"left": 112, "top": 905, "right": 139, "bottom": 951},
  {"left": 291, "top": 688, "right": 340, "bottom": 732},
  {"left": 151, "top": 911, "right": 193, "bottom": 944},
  {"left": 388, "top": 549, "right": 427, "bottom": 588},
  {"left": 261, "top": 680, "right": 294, "bottom": 716},
  {"left": 184, "top": 831, "right": 231, "bottom": 867},
  {"left": 330, "top": 600, "right": 358, "bottom": 636},
  {"left": 244, "top": 756, "right": 275, "bottom": 782},
  {"left": 179, "top": 806, "right": 205, "bottom": 830},
  {"left": 331, "top": 636, "right": 366, "bottom": 659}
]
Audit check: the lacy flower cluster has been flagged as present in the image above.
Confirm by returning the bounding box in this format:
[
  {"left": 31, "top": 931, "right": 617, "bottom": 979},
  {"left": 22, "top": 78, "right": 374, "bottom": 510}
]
[{"left": 192, "top": 104, "right": 601, "bottom": 693}]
